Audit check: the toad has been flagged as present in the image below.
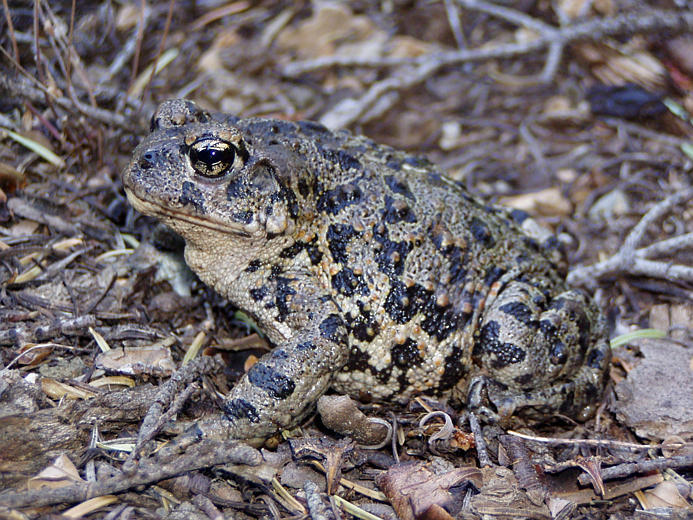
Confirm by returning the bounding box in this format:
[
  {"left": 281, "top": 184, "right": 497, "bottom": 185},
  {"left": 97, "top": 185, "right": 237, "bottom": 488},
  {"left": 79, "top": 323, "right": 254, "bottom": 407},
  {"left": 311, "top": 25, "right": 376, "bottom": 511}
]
[{"left": 123, "top": 99, "right": 611, "bottom": 444}]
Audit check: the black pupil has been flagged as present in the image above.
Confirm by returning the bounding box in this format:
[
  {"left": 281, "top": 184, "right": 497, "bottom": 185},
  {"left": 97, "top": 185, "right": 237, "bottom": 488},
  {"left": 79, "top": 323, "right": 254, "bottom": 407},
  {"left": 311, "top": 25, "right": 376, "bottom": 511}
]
[
  {"left": 189, "top": 140, "right": 236, "bottom": 178},
  {"left": 194, "top": 146, "right": 233, "bottom": 167}
]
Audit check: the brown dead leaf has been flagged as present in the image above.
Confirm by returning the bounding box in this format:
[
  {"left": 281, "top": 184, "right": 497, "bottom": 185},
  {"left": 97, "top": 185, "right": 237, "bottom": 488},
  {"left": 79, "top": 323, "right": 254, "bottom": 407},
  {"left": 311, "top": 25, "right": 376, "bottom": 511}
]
[
  {"left": 376, "top": 461, "right": 482, "bottom": 520},
  {"left": 15, "top": 343, "right": 54, "bottom": 367},
  {"left": 95, "top": 345, "right": 176, "bottom": 376},
  {"left": 276, "top": 4, "right": 386, "bottom": 60},
  {"left": 638, "top": 481, "right": 690, "bottom": 509},
  {"left": 499, "top": 187, "right": 572, "bottom": 217},
  {"left": 41, "top": 378, "right": 97, "bottom": 400},
  {"left": 28, "top": 454, "right": 83, "bottom": 490},
  {"left": 574, "top": 41, "right": 667, "bottom": 91}
]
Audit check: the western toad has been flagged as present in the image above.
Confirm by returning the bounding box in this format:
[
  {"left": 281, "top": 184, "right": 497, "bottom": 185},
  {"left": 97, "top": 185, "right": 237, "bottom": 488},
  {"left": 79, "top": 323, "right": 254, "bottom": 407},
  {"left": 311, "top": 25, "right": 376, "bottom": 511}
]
[{"left": 123, "top": 99, "right": 611, "bottom": 444}]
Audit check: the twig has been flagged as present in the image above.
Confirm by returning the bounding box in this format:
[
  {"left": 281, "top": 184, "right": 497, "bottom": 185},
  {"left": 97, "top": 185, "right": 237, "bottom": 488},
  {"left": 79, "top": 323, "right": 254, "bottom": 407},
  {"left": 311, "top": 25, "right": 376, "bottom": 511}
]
[
  {"left": 507, "top": 430, "right": 664, "bottom": 451},
  {"left": 500, "top": 435, "right": 547, "bottom": 505},
  {"left": 282, "top": 8, "right": 693, "bottom": 76},
  {"left": 0, "top": 59, "right": 138, "bottom": 131},
  {"left": 568, "top": 189, "right": 693, "bottom": 287},
  {"left": 0, "top": 315, "right": 97, "bottom": 347},
  {"left": 313, "top": 7, "right": 693, "bottom": 128},
  {"left": 122, "top": 356, "right": 217, "bottom": 473},
  {"left": 0, "top": 440, "right": 261, "bottom": 509},
  {"left": 2, "top": 0, "right": 20, "bottom": 63},
  {"left": 468, "top": 411, "right": 492, "bottom": 467},
  {"left": 637, "top": 233, "right": 693, "bottom": 259},
  {"left": 576, "top": 453, "right": 693, "bottom": 485},
  {"left": 444, "top": 0, "right": 467, "bottom": 49}
]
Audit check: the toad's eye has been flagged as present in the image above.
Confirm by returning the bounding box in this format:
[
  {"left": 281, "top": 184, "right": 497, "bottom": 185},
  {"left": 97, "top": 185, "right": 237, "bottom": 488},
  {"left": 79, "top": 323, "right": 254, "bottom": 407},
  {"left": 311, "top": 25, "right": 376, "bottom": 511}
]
[{"left": 189, "top": 138, "right": 236, "bottom": 178}]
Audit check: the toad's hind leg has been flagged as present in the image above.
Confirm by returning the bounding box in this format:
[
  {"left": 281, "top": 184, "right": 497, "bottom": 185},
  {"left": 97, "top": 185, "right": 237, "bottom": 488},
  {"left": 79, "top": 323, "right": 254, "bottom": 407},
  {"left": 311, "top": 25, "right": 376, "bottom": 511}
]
[{"left": 472, "top": 282, "right": 611, "bottom": 420}]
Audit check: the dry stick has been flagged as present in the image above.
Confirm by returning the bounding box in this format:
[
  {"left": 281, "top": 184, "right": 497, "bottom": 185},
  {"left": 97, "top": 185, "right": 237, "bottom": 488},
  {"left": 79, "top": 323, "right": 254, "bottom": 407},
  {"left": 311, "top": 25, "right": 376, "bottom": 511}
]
[
  {"left": 293, "top": 7, "right": 693, "bottom": 128},
  {"left": 444, "top": 0, "right": 467, "bottom": 50},
  {"left": 468, "top": 412, "right": 492, "bottom": 467},
  {"left": 500, "top": 435, "right": 547, "bottom": 505},
  {"left": 568, "top": 189, "right": 693, "bottom": 287},
  {"left": 283, "top": 8, "right": 693, "bottom": 76},
  {"left": 320, "top": 9, "right": 693, "bottom": 128},
  {"left": 134, "top": 0, "right": 175, "bottom": 101},
  {"left": 2, "top": 0, "right": 20, "bottom": 63},
  {"left": 507, "top": 430, "right": 662, "bottom": 451},
  {"left": 0, "top": 67, "right": 136, "bottom": 131},
  {"left": 577, "top": 453, "right": 693, "bottom": 486},
  {"left": 637, "top": 232, "right": 693, "bottom": 259},
  {"left": 0, "top": 441, "right": 262, "bottom": 510},
  {"left": 122, "top": 356, "right": 217, "bottom": 474}
]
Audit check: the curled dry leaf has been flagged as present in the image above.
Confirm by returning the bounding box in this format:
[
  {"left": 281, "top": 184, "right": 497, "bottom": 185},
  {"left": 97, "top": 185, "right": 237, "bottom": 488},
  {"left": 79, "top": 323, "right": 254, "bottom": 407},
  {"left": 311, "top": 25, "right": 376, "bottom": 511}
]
[{"left": 375, "top": 461, "right": 482, "bottom": 520}]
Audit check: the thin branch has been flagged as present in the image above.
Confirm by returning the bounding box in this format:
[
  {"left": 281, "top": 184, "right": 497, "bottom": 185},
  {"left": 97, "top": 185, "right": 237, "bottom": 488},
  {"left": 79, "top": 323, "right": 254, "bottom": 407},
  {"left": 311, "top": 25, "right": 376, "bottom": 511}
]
[
  {"left": 310, "top": 7, "right": 693, "bottom": 128},
  {"left": 0, "top": 441, "right": 262, "bottom": 509},
  {"left": 282, "top": 8, "right": 693, "bottom": 76},
  {"left": 508, "top": 430, "right": 663, "bottom": 451},
  {"left": 2, "top": 0, "right": 20, "bottom": 63},
  {"left": 568, "top": 189, "right": 693, "bottom": 287},
  {"left": 577, "top": 453, "right": 693, "bottom": 485},
  {"left": 0, "top": 65, "right": 138, "bottom": 131}
]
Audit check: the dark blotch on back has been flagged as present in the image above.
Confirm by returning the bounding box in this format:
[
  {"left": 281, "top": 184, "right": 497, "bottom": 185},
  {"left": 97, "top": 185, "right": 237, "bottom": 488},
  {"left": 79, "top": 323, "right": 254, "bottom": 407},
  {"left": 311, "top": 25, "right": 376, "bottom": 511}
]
[
  {"left": 320, "top": 313, "right": 348, "bottom": 344},
  {"left": 327, "top": 223, "right": 358, "bottom": 264},
  {"left": 317, "top": 182, "right": 363, "bottom": 215},
  {"left": 298, "top": 120, "right": 330, "bottom": 137},
  {"left": 247, "top": 363, "right": 296, "bottom": 399},
  {"left": 391, "top": 338, "right": 423, "bottom": 368},
  {"left": 478, "top": 321, "right": 527, "bottom": 367},
  {"left": 224, "top": 398, "right": 260, "bottom": 423},
  {"left": 499, "top": 301, "right": 536, "bottom": 328},
  {"left": 384, "top": 175, "right": 415, "bottom": 201},
  {"left": 319, "top": 146, "right": 362, "bottom": 171},
  {"left": 438, "top": 344, "right": 467, "bottom": 392},
  {"left": 347, "top": 303, "right": 380, "bottom": 342},
  {"left": 470, "top": 216, "right": 495, "bottom": 248},
  {"left": 332, "top": 267, "right": 369, "bottom": 297},
  {"left": 383, "top": 195, "right": 417, "bottom": 224},
  {"left": 373, "top": 224, "right": 411, "bottom": 277}
]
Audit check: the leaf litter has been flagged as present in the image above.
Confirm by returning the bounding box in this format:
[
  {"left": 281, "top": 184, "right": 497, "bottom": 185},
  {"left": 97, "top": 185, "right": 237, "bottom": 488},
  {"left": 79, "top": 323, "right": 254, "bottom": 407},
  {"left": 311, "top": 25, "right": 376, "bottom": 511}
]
[{"left": 0, "top": 1, "right": 692, "bottom": 518}]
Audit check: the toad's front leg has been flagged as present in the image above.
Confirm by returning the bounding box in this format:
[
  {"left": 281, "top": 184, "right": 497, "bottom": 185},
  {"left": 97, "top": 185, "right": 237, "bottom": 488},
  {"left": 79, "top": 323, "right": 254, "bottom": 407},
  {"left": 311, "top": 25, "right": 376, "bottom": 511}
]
[{"left": 222, "top": 272, "right": 349, "bottom": 445}]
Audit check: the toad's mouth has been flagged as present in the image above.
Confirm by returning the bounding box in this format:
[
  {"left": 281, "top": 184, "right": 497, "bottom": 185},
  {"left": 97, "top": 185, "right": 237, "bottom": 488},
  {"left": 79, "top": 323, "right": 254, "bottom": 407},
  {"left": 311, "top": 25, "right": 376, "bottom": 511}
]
[{"left": 123, "top": 187, "right": 255, "bottom": 238}]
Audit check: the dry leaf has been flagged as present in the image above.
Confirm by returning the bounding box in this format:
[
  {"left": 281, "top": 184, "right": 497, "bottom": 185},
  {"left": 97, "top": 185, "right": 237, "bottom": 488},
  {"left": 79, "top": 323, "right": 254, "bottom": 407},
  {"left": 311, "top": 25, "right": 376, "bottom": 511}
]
[
  {"left": 95, "top": 345, "right": 176, "bottom": 376},
  {"left": 41, "top": 378, "right": 97, "bottom": 400},
  {"left": 376, "top": 461, "right": 482, "bottom": 520},
  {"left": 15, "top": 343, "right": 54, "bottom": 367},
  {"left": 28, "top": 454, "right": 83, "bottom": 490},
  {"left": 62, "top": 495, "right": 119, "bottom": 519},
  {"left": 276, "top": 3, "right": 385, "bottom": 60},
  {"left": 640, "top": 481, "right": 690, "bottom": 509},
  {"left": 574, "top": 41, "right": 666, "bottom": 91},
  {"left": 499, "top": 187, "right": 572, "bottom": 217}
]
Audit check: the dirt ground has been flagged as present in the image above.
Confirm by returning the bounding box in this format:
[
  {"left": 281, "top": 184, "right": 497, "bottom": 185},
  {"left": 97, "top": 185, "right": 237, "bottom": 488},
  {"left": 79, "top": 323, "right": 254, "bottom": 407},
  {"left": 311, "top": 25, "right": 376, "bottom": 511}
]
[{"left": 1, "top": 1, "right": 692, "bottom": 518}]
